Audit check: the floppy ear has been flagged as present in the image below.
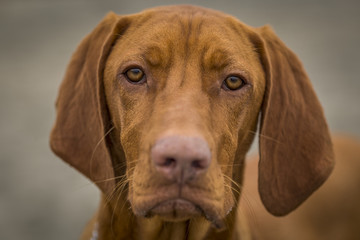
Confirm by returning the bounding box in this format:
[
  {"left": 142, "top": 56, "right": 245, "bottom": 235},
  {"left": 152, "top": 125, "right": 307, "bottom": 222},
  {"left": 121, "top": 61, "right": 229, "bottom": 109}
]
[
  {"left": 50, "top": 12, "right": 129, "bottom": 194},
  {"left": 255, "top": 26, "right": 335, "bottom": 216}
]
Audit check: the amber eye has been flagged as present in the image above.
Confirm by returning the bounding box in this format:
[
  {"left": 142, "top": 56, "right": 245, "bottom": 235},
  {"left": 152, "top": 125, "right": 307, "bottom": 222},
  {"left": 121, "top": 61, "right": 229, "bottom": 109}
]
[
  {"left": 223, "top": 76, "right": 245, "bottom": 90},
  {"left": 125, "top": 68, "right": 145, "bottom": 83}
]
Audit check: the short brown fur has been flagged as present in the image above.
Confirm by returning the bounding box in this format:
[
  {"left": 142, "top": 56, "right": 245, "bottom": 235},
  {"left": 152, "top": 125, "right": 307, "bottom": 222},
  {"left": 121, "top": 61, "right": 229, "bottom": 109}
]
[{"left": 50, "top": 5, "right": 334, "bottom": 239}]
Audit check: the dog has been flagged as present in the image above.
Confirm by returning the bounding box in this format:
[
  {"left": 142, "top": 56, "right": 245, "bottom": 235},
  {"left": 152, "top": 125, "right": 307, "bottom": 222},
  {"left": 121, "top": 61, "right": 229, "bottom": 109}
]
[{"left": 50, "top": 5, "right": 334, "bottom": 240}]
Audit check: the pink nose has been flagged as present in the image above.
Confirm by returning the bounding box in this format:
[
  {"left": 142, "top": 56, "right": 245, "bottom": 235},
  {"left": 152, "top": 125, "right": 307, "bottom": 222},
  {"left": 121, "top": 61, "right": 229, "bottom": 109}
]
[{"left": 151, "top": 135, "right": 211, "bottom": 183}]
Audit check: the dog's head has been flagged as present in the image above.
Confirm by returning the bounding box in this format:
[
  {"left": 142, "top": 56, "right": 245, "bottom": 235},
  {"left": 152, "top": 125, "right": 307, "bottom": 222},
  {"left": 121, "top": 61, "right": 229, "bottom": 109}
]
[{"left": 50, "top": 5, "right": 334, "bottom": 228}]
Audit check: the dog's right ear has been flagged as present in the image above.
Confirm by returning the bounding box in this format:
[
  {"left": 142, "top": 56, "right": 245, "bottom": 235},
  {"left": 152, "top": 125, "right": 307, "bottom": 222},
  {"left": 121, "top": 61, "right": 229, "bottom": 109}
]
[{"left": 50, "top": 12, "right": 130, "bottom": 194}]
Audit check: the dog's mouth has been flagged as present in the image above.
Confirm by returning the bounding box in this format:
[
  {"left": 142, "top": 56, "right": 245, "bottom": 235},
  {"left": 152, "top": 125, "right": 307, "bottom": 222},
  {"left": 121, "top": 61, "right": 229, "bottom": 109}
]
[
  {"left": 146, "top": 198, "right": 201, "bottom": 221},
  {"left": 142, "top": 198, "right": 226, "bottom": 230}
]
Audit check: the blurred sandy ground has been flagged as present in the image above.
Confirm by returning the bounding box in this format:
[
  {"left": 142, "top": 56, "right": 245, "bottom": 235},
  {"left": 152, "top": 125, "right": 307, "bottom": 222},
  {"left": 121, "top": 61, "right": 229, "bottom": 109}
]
[{"left": 0, "top": 0, "right": 359, "bottom": 239}]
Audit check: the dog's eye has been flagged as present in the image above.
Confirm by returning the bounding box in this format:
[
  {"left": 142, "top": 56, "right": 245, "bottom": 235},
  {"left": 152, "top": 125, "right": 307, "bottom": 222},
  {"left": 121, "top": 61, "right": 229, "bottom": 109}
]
[
  {"left": 223, "top": 76, "right": 245, "bottom": 91},
  {"left": 125, "top": 68, "right": 145, "bottom": 83}
]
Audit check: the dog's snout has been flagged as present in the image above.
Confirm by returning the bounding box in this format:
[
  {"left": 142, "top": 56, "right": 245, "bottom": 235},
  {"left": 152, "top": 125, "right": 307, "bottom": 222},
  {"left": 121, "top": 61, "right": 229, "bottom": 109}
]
[{"left": 151, "top": 136, "right": 211, "bottom": 183}]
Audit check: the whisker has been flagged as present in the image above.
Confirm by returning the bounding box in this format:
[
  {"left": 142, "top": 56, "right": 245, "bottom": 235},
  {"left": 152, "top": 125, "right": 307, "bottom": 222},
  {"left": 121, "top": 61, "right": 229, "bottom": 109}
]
[
  {"left": 222, "top": 174, "right": 242, "bottom": 191},
  {"left": 104, "top": 176, "right": 126, "bottom": 203},
  {"left": 93, "top": 174, "right": 127, "bottom": 184},
  {"left": 117, "top": 182, "right": 132, "bottom": 214},
  {"left": 105, "top": 182, "right": 122, "bottom": 204},
  {"left": 247, "top": 130, "right": 282, "bottom": 145},
  {"left": 112, "top": 159, "right": 139, "bottom": 172},
  {"left": 238, "top": 189, "right": 259, "bottom": 230},
  {"left": 109, "top": 176, "right": 134, "bottom": 236},
  {"left": 125, "top": 159, "right": 139, "bottom": 167},
  {"left": 218, "top": 163, "right": 243, "bottom": 167},
  {"left": 89, "top": 126, "right": 115, "bottom": 178},
  {"left": 223, "top": 175, "right": 259, "bottom": 229},
  {"left": 111, "top": 183, "right": 123, "bottom": 238},
  {"left": 224, "top": 184, "right": 240, "bottom": 196},
  {"left": 105, "top": 176, "right": 130, "bottom": 204}
]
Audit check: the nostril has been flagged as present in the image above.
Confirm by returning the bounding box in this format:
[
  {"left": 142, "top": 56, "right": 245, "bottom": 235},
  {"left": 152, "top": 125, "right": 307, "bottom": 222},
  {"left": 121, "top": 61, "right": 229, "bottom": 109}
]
[
  {"left": 154, "top": 156, "right": 177, "bottom": 180},
  {"left": 191, "top": 159, "right": 206, "bottom": 170},
  {"left": 162, "top": 157, "right": 176, "bottom": 167}
]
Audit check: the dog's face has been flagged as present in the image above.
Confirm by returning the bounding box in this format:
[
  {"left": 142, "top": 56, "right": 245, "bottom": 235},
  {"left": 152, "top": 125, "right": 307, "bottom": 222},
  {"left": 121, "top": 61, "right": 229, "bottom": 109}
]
[
  {"left": 50, "top": 5, "right": 334, "bottom": 231},
  {"left": 103, "top": 9, "right": 265, "bottom": 226}
]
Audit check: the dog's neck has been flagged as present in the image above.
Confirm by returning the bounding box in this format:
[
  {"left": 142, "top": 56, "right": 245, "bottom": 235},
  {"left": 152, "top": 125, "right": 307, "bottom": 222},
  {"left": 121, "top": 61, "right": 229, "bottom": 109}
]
[{"left": 87, "top": 194, "right": 249, "bottom": 240}]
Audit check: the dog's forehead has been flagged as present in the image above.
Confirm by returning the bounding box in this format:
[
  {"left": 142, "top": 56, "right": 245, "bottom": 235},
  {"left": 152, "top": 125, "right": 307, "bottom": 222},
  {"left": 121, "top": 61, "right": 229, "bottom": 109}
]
[
  {"left": 117, "top": 7, "right": 257, "bottom": 72},
  {"left": 131, "top": 6, "right": 248, "bottom": 48}
]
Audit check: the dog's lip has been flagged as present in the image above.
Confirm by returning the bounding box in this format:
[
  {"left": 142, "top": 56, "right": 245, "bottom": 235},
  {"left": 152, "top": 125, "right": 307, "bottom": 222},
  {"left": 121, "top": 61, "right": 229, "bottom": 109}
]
[
  {"left": 147, "top": 198, "right": 201, "bottom": 220},
  {"left": 142, "top": 198, "right": 226, "bottom": 229}
]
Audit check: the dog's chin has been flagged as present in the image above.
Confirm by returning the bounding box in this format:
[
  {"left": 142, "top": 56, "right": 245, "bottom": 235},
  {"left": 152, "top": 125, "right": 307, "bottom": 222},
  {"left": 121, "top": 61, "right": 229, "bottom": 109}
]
[
  {"left": 137, "top": 198, "right": 227, "bottom": 230},
  {"left": 147, "top": 198, "right": 202, "bottom": 222}
]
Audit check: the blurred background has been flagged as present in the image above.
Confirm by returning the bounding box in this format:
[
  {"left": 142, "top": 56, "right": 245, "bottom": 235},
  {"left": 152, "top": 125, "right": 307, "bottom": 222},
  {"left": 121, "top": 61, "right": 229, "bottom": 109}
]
[{"left": 0, "top": 0, "right": 359, "bottom": 239}]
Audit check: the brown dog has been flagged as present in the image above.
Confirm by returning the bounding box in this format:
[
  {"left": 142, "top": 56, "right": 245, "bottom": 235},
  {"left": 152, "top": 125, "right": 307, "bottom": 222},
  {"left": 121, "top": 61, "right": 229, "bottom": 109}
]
[{"left": 50, "top": 5, "right": 334, "bottom": 240}]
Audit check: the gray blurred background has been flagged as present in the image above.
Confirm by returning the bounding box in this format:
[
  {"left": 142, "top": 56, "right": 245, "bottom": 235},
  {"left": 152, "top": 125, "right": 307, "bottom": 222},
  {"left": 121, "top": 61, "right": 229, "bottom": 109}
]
[{"left": 0, "top": 0, "right": 359, "bottom": 239}]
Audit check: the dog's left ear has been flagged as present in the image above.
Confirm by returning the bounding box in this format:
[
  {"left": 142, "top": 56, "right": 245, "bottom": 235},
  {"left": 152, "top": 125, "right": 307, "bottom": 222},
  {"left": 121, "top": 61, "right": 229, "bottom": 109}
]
[
  {"left": 50, "top": 12, "right": 130, "bottom": 194},
  {"left": 250, "top": 26, "right": 335, "bottom": 216}
]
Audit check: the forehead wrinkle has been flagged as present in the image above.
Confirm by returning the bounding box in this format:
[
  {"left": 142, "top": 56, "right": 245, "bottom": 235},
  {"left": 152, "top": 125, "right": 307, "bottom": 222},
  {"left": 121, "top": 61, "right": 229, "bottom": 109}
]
[
  {"left": 201, "top": 46, "right": 236, "bottom": 71},
  {"left": 142, "top": 45, "right": 169, "bottom": 67},
  {"left": 126, "top": 20, "right": 179, "bottom": 72},
  {"left": 198, "top": 19, "right": 259, "bottom": 74}
]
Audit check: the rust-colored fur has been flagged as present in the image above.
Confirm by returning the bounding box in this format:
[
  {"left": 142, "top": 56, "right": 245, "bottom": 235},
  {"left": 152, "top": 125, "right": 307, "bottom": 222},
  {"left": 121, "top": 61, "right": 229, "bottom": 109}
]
[
  {"left": 242, "top": 135, "right": 360, "bottom": 240},
  {"left": 50, "top": 5, "right": 334, "bottom": 239}
]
